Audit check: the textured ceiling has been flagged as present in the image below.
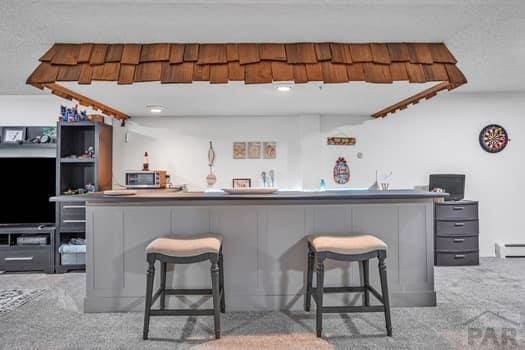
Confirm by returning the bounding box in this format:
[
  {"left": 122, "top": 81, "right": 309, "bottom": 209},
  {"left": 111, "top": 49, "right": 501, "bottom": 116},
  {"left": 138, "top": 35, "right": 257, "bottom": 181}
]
[{"left": 2, "top": 0, "right": 525, "bottom": 95}]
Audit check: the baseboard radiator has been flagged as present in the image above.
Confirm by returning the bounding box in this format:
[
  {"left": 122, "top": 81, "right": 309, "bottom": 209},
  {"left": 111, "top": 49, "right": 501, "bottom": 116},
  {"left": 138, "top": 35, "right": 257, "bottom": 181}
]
[{"left": 495, "top": 243, "right": 525, "bottom": 258}]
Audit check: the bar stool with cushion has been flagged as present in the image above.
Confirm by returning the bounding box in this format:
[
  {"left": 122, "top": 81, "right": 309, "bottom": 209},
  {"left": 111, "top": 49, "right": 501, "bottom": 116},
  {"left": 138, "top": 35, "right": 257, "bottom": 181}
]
[
  {"left": 304, "top": 234, "right": 392, "bottom": 338},
  {"left": 142, "top": 233, "right": 225, "bottom": 340}
]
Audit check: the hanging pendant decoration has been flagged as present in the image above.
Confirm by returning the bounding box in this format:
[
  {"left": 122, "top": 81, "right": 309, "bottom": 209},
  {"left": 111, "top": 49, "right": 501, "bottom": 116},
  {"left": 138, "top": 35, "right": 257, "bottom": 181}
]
[
  {"left": 333, "top": 157, "right": 350, "bottom": 184},
  {"left": 206, "top": 141, "right": 217, "bottom": 186},
  {"left": 479, "top": 124, "right": 509, "bottom": 153}
]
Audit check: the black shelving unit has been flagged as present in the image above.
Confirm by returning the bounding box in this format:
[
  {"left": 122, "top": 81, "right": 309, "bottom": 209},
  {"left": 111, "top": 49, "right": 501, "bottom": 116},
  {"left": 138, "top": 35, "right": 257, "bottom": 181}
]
[
  {"left": 55, "top": 121, "right": 112, "bottom": 273},
  {"left": 0, "top": 126, "right": 56, "bottom": 273}
]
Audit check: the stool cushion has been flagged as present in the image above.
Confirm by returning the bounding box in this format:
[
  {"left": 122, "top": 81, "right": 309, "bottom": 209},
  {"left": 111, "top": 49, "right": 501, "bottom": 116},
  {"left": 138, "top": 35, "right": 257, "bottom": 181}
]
[
  {"left": 308, "top": 234, "right": 387, "bottom": 255},
  {"left": 145, "top": 233, "right": 223, "bottom": 257}
]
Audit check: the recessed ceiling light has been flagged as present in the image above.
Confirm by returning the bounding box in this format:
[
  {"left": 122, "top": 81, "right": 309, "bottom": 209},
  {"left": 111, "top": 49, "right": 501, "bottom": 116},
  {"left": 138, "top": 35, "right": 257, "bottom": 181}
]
[
  {"left": 276, "top": 86, "right": 292, "bottom": 92},
  {"left": 146, "top": 105, "right": 165, "bottom": 114}
]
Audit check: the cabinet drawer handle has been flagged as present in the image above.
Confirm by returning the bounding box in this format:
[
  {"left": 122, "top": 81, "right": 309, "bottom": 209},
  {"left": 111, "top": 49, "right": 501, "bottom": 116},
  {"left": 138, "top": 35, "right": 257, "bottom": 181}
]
[
  {"left": 63, "top": 219, "right": 87, "bottom": 223},
  {"left": 454, "top": 223, "right": 465, "bottom": 227},
  {"left": 452, "top": 207, "right": 464, "bottom": 211},
  {"left": 63, "top": 205, "right": 86, "bottom": 210},
  {"left": 454, "top": 254, "right": 465, "bottom": 259},
  {"left": 5, "top": 257, "right": 33, "bottom": 261},
  {"left": 453, "top": 238, "right": 465, "bottom": 243}
]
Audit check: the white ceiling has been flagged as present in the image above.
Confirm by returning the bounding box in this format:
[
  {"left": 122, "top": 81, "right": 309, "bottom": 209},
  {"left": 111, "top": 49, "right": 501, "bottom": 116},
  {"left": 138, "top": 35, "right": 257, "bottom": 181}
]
[
  {"left": 1, "top": 0, "right": 524, "bottom": 116},
  {"left": 63, "top": 81, "right": 437, "bottom": 117}
]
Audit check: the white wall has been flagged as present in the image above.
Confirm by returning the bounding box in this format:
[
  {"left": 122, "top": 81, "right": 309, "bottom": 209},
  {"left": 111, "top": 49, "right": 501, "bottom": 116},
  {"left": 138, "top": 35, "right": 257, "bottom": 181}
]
[
  {"left": 0, "top": 95, "right": 61, "bottom": 126},
  {"left": 317, "top": 93, "right": 525, "bottom": 257},
  {"left": 113, "top": 115, "right": 307, "bottom": 189},
  {"left": 0, "top": 92, "right": 523, "bottom": 256}
]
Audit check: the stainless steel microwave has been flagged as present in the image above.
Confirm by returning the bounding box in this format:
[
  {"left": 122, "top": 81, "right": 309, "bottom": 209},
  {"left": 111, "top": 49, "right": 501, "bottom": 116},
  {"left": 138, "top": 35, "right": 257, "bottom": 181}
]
[{"left": 125, "top": 170, "right": 167, "bottom": 189}]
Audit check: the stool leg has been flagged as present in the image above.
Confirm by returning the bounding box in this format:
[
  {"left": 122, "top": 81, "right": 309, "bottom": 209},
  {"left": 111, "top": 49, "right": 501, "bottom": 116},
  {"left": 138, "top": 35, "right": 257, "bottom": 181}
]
[
  {"left": 160, "top": 262, "right": 167, "bottom": 310},
  {"left": 304, "top": 248, "right": 314, "bottom": 312},
  {"left": 315, "top": 259, "right": 325, "bottom": 338},
  {"left": 143, "top": 255, "right": 156, "bottom": 340},
  {"left": 211, "top": 260, "right": 221, "bottom": 339},
  {"left": 219, "top": 251, "right": 225, "bottom": 313},
  {"left": 361, "top": 260, "right": 370, "bottom": 307},
  {"left": 378, "top": 256, "right": 392, "bottom": 337}
]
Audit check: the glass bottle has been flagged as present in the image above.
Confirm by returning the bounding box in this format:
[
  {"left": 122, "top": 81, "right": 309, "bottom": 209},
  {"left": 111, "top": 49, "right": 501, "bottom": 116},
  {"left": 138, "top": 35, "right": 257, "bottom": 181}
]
[{"left": 143, "top": 152, "right": 149, "bottom": 171}]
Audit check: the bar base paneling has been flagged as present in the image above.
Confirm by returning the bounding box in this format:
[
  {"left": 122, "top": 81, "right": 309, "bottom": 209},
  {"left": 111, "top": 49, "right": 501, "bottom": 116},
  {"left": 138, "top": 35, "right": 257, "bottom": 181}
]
[{"left": 85, "top": 200, "right": 435, "bottom": 312}]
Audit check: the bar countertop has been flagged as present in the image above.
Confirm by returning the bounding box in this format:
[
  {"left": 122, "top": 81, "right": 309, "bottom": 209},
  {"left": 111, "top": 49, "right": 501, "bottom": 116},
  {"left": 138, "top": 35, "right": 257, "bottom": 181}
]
[{"left": 51, "top": 189, "right": 447, "bottom": 204}]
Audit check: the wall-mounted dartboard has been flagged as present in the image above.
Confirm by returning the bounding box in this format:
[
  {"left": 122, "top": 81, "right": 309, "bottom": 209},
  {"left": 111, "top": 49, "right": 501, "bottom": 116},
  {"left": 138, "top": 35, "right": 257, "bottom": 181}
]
[{"left": 479, "top": 124, "right": 509, "bottom": 153}]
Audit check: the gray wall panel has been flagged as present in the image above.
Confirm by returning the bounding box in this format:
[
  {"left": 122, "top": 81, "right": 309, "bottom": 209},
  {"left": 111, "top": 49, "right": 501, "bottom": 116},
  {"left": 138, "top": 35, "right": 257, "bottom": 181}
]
[
  {"left": 92, "top": 207, "right": 124, "bottom": 291},
  {"left": 123, "top": 207, "right": 171, "bottom": 294}
]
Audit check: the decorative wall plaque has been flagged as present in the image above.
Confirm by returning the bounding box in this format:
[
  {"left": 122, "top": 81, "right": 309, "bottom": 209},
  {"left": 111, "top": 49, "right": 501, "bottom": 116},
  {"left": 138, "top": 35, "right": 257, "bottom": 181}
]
[
  {"left": 327, "top": 137, "right": 356, "bottom": 146},
  {"left": 333, "top": 157, "right": 350, "bottom": 184}
]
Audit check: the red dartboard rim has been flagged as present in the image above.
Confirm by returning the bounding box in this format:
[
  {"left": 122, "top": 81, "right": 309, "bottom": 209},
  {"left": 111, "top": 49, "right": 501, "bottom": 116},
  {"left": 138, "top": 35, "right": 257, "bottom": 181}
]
[{"left": 479, "top": 124, "right": 509, "bottom": 153}]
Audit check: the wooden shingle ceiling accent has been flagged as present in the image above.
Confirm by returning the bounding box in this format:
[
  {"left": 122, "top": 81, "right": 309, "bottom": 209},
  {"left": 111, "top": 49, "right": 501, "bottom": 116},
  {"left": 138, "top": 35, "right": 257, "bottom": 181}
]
[{"left": 28, "top": 42, "right": 467, "bottom": 119}]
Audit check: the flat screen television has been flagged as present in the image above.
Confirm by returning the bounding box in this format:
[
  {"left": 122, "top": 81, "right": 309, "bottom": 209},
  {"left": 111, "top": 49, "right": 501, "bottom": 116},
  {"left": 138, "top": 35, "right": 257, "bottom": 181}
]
[
  {"left": 429, "top": 174, "right": 465, "bottom": 201},
  {"left": 0, "top": 157, "right": 56, "bottom": 225}
]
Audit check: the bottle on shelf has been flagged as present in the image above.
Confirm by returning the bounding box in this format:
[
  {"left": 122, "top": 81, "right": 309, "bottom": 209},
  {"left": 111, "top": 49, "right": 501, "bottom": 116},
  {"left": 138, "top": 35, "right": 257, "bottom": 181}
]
[{"left": 143, "top": 152, "right": 149, "bottom": 171}]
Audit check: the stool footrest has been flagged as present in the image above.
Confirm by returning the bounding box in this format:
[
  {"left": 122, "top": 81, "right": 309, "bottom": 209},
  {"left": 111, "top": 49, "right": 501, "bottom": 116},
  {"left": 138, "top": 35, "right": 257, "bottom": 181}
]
[
  {"left": 150, "top": 309, "right": 214, "bottom": 316},
  {"left": 165, "top": 288, "right": 213, "bottom": 296},
  {"left": 311, "top": 286, "right": 383, "bottom": 303},
  {"left": 313, "top": 286, "right": 366, "bottom": 294},
  {"left": 321, "top": 305, "right": 385, "bottom": 314}
]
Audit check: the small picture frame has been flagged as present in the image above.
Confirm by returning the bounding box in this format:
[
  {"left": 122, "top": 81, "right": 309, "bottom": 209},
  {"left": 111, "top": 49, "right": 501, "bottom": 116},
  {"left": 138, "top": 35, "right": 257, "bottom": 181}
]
[
  {"left": 247, "top": 142, "right": 261, "bottom": 159},
  {"left": 233, "top": 142, "right": 247, "bottom": 159},
  {"left": 263, "top": 142, "right": 277, "bottom": 159},
  {"left": 2, "top": 127, "right": 26, "bottom": 144},
  {"left": 232, "top": 178, "right": 251, "bottom": 188}
]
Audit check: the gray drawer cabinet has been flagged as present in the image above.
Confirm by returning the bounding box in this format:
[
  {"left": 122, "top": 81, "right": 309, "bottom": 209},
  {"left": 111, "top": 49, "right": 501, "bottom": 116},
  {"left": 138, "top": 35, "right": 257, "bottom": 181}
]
[
  {"left": 59, "top": 202, "right": 86, "bottom": 232},
  {"left": 434, "top": 201, "right": 479, "bottom": 266},
  {"left": 0, "top": 247, "right": 52, "bottom": 272}
]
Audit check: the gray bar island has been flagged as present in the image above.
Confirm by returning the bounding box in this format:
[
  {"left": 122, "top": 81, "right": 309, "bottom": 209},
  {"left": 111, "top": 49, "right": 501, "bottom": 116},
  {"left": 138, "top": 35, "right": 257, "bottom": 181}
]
[{"left": 52, "top": 190, "right": 446, "bottom": 312}]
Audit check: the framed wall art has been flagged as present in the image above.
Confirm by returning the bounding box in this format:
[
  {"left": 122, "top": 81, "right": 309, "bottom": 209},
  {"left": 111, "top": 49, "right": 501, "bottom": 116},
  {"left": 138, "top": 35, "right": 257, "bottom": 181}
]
[
  {"left": 263, "top": 142, "right": 276, "bottom": 159},
  {"left": 247, "top": 142, "right": 261, "bottom": 159},
  {"left": 232, "top": 178, "right": 251, "bottom": 188},
  {"left": 2, "top": 127, "right": 26, "bottom": 144},
  {"left": 233, "top": 142, "right": 247, "bottom": 159}
]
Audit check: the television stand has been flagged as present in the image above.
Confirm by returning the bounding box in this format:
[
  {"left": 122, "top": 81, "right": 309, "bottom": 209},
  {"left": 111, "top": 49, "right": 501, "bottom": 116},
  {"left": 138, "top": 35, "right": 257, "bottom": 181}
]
[{"left": 0, "top": 224, "right": 55, "bottom": 273}]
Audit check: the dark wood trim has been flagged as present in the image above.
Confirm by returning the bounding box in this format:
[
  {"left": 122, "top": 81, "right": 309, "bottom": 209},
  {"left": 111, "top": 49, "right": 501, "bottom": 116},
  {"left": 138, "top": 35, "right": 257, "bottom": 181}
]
[
  {"left": 372, "top": 81, "right": 455, "bottom": 118},
  {"left": 40, "top": 83, "right": 128, "bottom": 120}
]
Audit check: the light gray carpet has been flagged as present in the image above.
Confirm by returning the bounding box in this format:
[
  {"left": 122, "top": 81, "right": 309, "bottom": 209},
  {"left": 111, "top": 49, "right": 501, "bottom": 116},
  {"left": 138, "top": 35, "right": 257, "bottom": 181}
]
[{"left": 0, "top": 258, "right": 524, "bottom": 349}]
